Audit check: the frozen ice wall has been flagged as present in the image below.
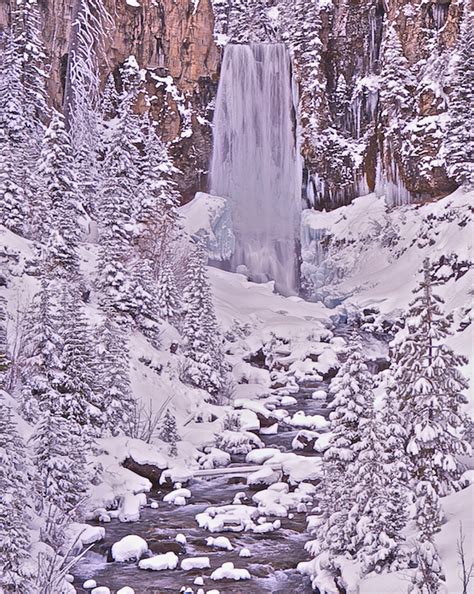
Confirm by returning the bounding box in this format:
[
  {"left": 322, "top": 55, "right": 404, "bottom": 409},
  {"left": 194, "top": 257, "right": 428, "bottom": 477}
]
[{"left": 210, "top": 43, "right": 302, "bottom": 295}]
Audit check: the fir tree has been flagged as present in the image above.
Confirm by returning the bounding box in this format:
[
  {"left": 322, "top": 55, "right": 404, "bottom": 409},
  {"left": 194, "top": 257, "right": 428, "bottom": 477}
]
[
  {"left": 0, "top": 399, "right": 34, "bottom": 594},
  {"left": 310, "top": 340, "right": 375, "bottom": 561},
  {"left": 157, "top": 262, "right": 181, "bottom": 322},
  {"left": 96, "top": 312, "right": 134, "bottom": 434},
  {"left": 182, "top": 245, "right": 225, "bottom": 397},
  {"left": 20, "top": 275, "right": 63, "bottom": 424},
  {"left": 31, "top": 411, "right": 89, "bottom": 547},
  {"left": 57, "top": 285, "right": 100, "bottom": 430},
  {"left": 35, "top": 109, "right": 82, "bottom": 257},
  {"left": 159, "top": 409, "right": 180, "bottom": 457},
  {"left": 0, "top": 33, "right": 29, "bottom": 235},
  {"left": 101, "top": 72, "right": 119, "bottom": 119},
  {"left": 349, "top": 391, "right": 409, "bottom": 574},
  {"left": 391, "top": 258, "right": 471, "bottom": 498},
  {"left": 391, "top": 259, "right": 470, "bottom": 590},
  {"left": 443, "top": 6, "right": 474, "bottom": 188}
]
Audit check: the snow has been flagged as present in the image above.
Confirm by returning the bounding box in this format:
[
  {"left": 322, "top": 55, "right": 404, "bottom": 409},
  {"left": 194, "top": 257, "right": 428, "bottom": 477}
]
[
  {"left": 239, "top": 547, "right": 252, "bottom": 557},
  {"left": 247, "top": 465, "right": 282, "bottom": 487},
  {"left": 281, "top": 395, "right": 297, "bottom": 406},
  {"left": 206, "top": 536, "right": 233, "bottom": 551},
  {"left": 138, "top": 551, "right": 179, "bottom": 571},
  {"left": 116, "top": 588, "right": 135, "bottom": 594},
  {"left": 245, "top": 448, "right": 280, "bottom": 465},
  {"left": 181, "top": 557, "right": 211, "bottom": 570},
  {"left": 68, "top": 524, "right": 105, "bottom": 548},
  {"left": 210, "top": 562, "right": 251, "bottom": 581},
  {"left": 179, "top": 192, "right": 235, "bottom": 261},
  {"left": 163, "top": 487, "right": 192, "bottom": 505},
  {"left": 175, "top": 533, "right": 187, "bottom": 545},
  {"left": 83, "top": 580, "right": 97, "bottom": 589},
  {"left": 118, "top": 493, "right": 145, "bottom": 522},
  {"left": 111, "top": 535, "right": 148, "bottom": 562},
  {"left": 288, "top": 410, "right": 329, "bottom": 430},
  {"left": 312, "top": 389, "right": 327, "bottom": 400},
  {"left": 91, "top": 588, "right": 111, "bottom": 594},
  {"left": 126, "top": 0, "right": 140, "bottom": 5}
]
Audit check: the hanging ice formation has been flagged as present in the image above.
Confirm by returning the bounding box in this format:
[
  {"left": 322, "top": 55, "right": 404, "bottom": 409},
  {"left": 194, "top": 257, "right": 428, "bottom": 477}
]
[{"left": 210, "top": 44, "right": 302, "bottom": 296}]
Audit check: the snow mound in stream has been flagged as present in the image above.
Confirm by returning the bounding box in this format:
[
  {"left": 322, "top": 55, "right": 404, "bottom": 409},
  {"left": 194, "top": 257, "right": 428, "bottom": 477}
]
[
  {"left": 111, "top": 535, "right": 148, "bottom": 562},
  {"left": 210, "top": 562, "right": 251, "bottom": 581},
  {"left": 138, "top": 551, "right": 179, "bottom": 571}
]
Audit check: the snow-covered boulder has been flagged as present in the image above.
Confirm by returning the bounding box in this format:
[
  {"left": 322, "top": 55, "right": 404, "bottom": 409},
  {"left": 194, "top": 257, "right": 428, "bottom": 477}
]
[
  {"left": 247, "top": 466, "right": 281, "bottom": 487},
  {"left": 118, "top": 493, "right": 146, "bottom": 523},
  {"left": 163, "top": 488, "right": 192, "bottom": 506},
  {"left": 83, "top": 580, "right": 97, "bottom": 590},
  {"left": 181, "top": 557, "right": 211, "bottom": 571},
  {"left": 288, "top": 411, "right": 329, "bottom": 430},
  {"left": 138, "top": 551, "right": 179, "bottom": 571},
  {"left": 116, "top": 588, "right": 135, "bottom": 594},
  {"left": 210, "top": 562, "right": 251, "bottom": 581},
  {"left": 216, "top": 430, "right": 264, "bottom": 455},
  {"left": 239, "top": 547, "right": 252, "bottom": 557},
  {"left": 159, "top": 466, "right": 193, "bottom": 486},
  {"left": 91, "top": 588, "right": 111, "bottom": 594},
  {"left": 111, "top": 535, "right": 148, "bottom": 562},
  {"left": 206, "top": 536, "right": 233, "bottom": 551}
]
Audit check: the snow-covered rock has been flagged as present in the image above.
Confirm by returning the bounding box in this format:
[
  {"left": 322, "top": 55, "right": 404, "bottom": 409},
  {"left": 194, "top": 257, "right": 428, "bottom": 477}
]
[
  {"left": 206, "top": 536, "right": 233, "bottom": 550},
  {"left": 111, "top": 535, "right": 148, "bottom": 562},
  {"left": 175, "top": 533, "right": 187, "bottom": 545},
  {"left": 288, "top": 411, "right": 329, "bottom": 430},
  {"left": 83, "top": 580, "right": 97, "bottom": 590},
  {"left": 163, "top": 488, "right": 192, "bottom": 505},
  {"left": 117, "top": 588, "right": 135, "bottom": 594},
  {"left": 210, "top": 562, "right": 251, "bottom": 581},
  {"left": 138, "top": 551, "right": 179, "bottom": 571},
  {"left": 91, "top": 588, "right": 111, "bottom": 594},
  {"left": 311, "top": 389, "right": 327, "bottom": 400},
  {"left": 181, "top": 557, "right": 211, "bottom": 571},
  {"left": 247, "top": 466, "right": 281, "bottom": 487},
  {"left": 118, "top": 493, "right": 145, "bottom": 523},
  {"left": 239, "top": 547, "right": 252, "bottom": 557}
]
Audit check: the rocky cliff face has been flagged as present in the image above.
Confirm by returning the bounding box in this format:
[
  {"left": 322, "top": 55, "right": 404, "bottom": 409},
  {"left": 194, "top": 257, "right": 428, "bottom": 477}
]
[
  {"left": 0, "top": 0, "right": 464, "bottom": 207},
  {"left": 1, "top": 0, "right": 220, "bottom": 201}
]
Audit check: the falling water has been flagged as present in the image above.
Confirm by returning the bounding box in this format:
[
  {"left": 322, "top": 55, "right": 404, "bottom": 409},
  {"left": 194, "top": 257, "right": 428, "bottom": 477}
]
[{"left": 210, "top": 44, "right": 302, "bottom": 296}]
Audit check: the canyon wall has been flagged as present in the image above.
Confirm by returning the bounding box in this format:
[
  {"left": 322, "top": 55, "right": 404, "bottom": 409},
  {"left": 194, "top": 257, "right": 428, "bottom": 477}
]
[{"left": 0, "top": 0, "right": 465, "bottom": 207}]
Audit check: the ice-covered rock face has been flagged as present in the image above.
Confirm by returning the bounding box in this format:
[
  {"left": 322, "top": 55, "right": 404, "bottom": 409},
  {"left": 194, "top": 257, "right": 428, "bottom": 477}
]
[{"left": 210, "top": 43, "right": 302, "bottom": 296}]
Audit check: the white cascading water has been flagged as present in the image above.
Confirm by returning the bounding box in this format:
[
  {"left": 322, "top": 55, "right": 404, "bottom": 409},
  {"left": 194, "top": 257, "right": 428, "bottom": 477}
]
[{"left": 210, "top": 43, "right": 302, "bottom": 296}]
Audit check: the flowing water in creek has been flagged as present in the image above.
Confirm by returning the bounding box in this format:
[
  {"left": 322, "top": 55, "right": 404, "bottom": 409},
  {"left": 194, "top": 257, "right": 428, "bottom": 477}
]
[{"left": 72, "top": 384, "right": 330, "bottom": 594}]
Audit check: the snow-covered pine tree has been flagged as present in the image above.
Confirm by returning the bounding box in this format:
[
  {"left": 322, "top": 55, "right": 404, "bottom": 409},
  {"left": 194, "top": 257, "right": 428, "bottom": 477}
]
[
  {"left": 101, "top": 72, "right": 119, "bottom": 120},
  {"left": 31, "top": 411, "right": 89, "bottom": 547},
  {"left": 137, "top": 115, "right": 181, "bottom": 275},
  {"left": 182, "top": 245, "right": 225, "bottom": 397},
  {"left": 96, "top": 311, "right": 134, "bottom": 434},
  {"left": 0, "top": 398, "right": 34, "bottom": 593},
  {"left": 391, "top": 259, "right": 470, "bottom": 590},
  {"left": 409, "top": 539, "right": 446, "bottom": 594},
  {"left": 157, "top": 262, "right": 181, "bottom": 323},
  {"left": 391, "top": 258, "right": 471, "bottom": 496},
  {"left": 20, "top": 275, "right": 63, "bottom": 424},
  {"left": 310, "top": 339, "right": 375, "bottom": 566},
  {"left": 349, "top": 389, "right": 409, "bottom": 575},
  {"left": 56, "top": 285, "right": 101, "bottom": 431},
  {"left": 159, "top": 409, "right": 180, "bottom": 457},
  {"left": 35, "top": 110, "right": 82, "bottom": 263},
  {"left": 0, "top": 33, "right": 28, "bottom": 235},
  {"left": 97, "top": 58, "right": 144, "bottom": 316},
  {"left": 443, "top": 5, "right": 474, "bottom": 189},
  {"left": 11, "top": 0, "right": 49, "bottom": 131},
  {"left": 227, "top": 0, "right": 273, "bottom": 43},
  {"left": 129, "top": 256, "right": 161, "bottom": 344}
]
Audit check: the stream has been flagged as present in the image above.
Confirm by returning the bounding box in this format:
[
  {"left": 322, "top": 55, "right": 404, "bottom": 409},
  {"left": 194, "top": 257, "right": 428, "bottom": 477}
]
[{"left": 72, "top": 382, "right": 329, "bottom": 594}]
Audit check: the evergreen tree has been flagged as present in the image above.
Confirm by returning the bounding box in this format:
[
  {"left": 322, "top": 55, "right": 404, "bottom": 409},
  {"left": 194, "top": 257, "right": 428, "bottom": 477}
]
[
  {"left": 56, "top": 285, "right": 99, "bottom": 430},
  {"left": 443, "top": 6, "right": 474, "bottom": 188},
  {"left": 156, "top": 262, "right": 181, "bottom": 322},
  {"left": 391, "top": 259, "right": 470, "bottom": 590},
  {"left": 159, "top": 409, "right": 180, "bottom": 457},
  {"left": 96, "top": 312, "right": 134, "bottom": 434},
  {"left": 311, "top": 340, "right": 375, "bottom": 563},
  {"left": 391, "top": 258, "right": 471, "bottom": 497},
  {"left": 0, "top": 32, "right": 29, "bottom": 235},
  {"left": 100, "top": 72, "right": 119, "bottom": 119},
  {"left": 20, "top": 275, "right": 63, "bottom": 424},
  {"left": 35, "top": 109, "right": 82, "bottom": 258},
  {"left": 31, "top": 411, "right": 89, "bottom": 547},
  {"left": 182, "top": 245, "right": 225, "bottom": 397},
  {"left": 0, "top": 399, "right": 34, "bottom": 593},
  {"left": 349, "top": 391, "right": 409, "bottom": 574},
  {"left": 11, "top": 0, "right": 49, "bottom": 131}
]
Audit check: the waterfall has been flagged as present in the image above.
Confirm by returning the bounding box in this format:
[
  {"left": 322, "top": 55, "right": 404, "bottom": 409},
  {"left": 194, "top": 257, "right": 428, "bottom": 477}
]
[{"left": 210, "top": 43, "right": 302, "bottom": 296}]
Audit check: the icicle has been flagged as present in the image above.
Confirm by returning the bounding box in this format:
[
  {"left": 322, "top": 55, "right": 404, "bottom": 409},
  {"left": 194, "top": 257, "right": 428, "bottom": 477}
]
[{"left": 210, "top": 44, "right": 302, "bottom": 295}]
